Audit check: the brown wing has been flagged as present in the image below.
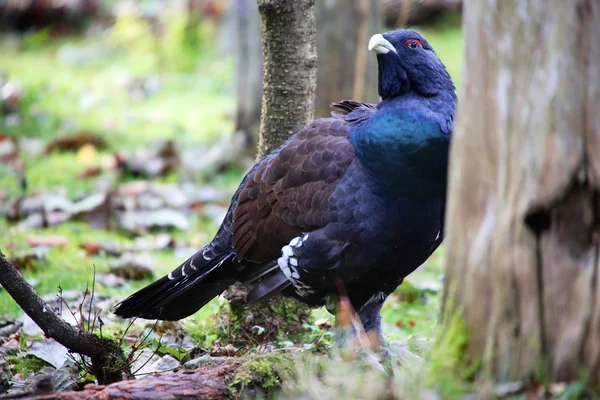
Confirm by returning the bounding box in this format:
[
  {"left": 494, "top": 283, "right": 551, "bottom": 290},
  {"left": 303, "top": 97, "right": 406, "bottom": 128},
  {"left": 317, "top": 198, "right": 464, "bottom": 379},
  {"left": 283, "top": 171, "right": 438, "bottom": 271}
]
[{"left": 231, "top": 118, "right": 355, "bottom": 263}]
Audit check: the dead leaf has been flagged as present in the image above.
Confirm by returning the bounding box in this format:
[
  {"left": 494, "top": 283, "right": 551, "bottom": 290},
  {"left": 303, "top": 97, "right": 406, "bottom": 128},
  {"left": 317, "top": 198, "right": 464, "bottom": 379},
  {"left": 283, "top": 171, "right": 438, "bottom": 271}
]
[
  {"left": 77, "top": 166, "right": 102, "bottom": 179},
  {"left": 27, "top": 235, "right": 69, "bottom": 248},
  {"left": 71, "top": 192, "right": 110, "bottom": 229},
  {"left": 315, "top": 318, "right": 332, "bottom": 330},
  {"left": 1, "top": 81, "right": 23, "bottom": 110},
  {"left": 95, "top": 273, "right": 126, "bottom": 287},
  {"left": 115, "top": 209, "right": 190, "bottom": 233},
  {"left": 80, "top": 242, "right": 102, "bottom": 255},
  {"left": 24, "top": 366, "right": 78, "bottom": 393},
  {"left": 132, "top": 234, "right": 174, "bottom": 252},
  {"left": 0, "top": 135, "right": 18, "bottom": 163},
  {"left": 210, "top": 338, "right": 239, "bottom": 357},
  {"left": 118, "top": 140, "right": 179, "bottom": 178},
  {"left": 45, "top": 132, "right": 106, "bottom": 154},
  {"left": 116, "top": 181, "right": 150, "bottom": 197},
  {"left": 19, "top": 137, "right": 45, "bottom": 158},
  {"left": 109, "top": 253, "right": 153, "bottom": 280},
  {"left": 9, "top": 248, "right": 49, "bottom": 271},
  {"left": 28, "top": 340, "right": 69, "bottom": 369}
]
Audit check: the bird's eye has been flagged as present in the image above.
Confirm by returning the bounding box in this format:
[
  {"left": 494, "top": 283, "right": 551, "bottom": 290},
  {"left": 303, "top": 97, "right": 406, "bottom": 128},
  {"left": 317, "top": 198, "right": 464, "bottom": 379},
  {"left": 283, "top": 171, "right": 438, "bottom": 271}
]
[{"left": 405, "top": 39, "right": 422, "bottom": 50}]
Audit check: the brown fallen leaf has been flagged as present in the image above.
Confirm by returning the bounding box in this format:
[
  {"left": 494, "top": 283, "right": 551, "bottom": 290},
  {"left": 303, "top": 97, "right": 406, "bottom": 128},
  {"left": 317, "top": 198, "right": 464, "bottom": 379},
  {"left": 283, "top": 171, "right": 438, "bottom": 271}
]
[
  {"left": 109, "top": 253, "right": 153, "bottom": 280},
  {"left": 80, "top": 242, "right": 102, "bottom": 255},
  {"left": 77, "top": 166, "right": 102, "bottom": 179},
  {"left": 45, "top": 131, "right": 106, "bottom": 154},
  {"left": 118, "top": 140, "right": 179, "bottom": 178},
  {"left": 9, "top": 248, "right": 48, "bottom": 271},
  {"left": 27, "top": 235, "right": 69, "bottom": 248},
  {"left": 210, "top": 338, "right": 239, "bottom": 357}
]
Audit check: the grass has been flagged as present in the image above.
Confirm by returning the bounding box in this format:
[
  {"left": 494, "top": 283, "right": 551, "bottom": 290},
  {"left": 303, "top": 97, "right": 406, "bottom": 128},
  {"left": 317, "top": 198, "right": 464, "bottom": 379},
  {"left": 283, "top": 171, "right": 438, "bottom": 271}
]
[{"left": 0, "top": 8, "right": 463, "bottom": 373}]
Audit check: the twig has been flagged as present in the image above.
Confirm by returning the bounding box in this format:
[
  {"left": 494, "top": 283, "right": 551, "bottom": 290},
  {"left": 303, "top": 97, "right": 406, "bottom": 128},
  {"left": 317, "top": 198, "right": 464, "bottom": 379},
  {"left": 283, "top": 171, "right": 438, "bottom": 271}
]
[
  {"left": 0, "top": 250, "right": 126, "bottom": 384},
  {"left": 87, "top": 265, "right": 96, "bottom": 332}
]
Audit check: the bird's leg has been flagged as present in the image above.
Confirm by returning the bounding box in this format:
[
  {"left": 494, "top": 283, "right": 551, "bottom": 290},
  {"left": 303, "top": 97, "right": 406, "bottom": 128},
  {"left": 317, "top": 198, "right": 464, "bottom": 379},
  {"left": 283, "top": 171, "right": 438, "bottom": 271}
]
[
  {"left": 357, "top": 300, "right": 386, "bottom": 348},
  {"left": 358, "top": 297, "right": 394, "bottom": 373},
  {"left": 332, "top": 293, "right": 388, "bottom": 351},
  {"left": 331, "top": 295, "right": 392, "bottom": 373}
]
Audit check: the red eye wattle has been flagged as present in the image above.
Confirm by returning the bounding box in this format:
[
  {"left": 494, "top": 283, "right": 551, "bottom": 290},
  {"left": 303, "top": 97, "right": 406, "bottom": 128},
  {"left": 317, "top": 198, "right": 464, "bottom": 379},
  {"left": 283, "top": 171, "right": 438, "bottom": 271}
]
[{"left": 405, "top": 39, "right": 422, "bottom": 49}]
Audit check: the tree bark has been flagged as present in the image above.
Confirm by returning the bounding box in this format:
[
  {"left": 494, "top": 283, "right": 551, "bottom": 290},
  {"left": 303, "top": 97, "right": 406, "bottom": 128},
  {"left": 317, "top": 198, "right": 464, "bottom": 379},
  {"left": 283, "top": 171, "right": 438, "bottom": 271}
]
[
  {"left": 314, "top": 0, "right": 382, "bottom": 118},
  {"left": 0, "top": 252, "right": 126, "bottom": 384},
  {"left": 255, "top": 0, "right": 317, "bottom": 157},
  {"left": 28, "top": 363, "right": 232, "bottom": 400},
  {"left": 443, "top": 0, "right": 600, "bottom": 387},
  {"left": 223, "top": 0, "right": 317, "bottom": 342}
]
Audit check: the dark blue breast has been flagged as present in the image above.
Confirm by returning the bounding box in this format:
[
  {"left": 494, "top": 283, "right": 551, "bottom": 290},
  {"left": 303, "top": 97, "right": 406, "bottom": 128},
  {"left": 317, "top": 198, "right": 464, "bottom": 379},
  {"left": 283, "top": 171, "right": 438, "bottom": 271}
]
[{"left": 327, "top": 161, "right": 442, "bottom": 285}]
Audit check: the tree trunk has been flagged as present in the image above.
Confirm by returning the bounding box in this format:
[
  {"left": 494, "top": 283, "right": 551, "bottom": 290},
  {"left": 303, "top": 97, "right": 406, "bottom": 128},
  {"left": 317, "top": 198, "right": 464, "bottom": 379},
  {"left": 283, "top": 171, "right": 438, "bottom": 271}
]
[
  {"left": 255, "top": 0, "right": 317, "bottom": 157},
  {"left": 234, "top": 0, "right": 263, "bottom": 152},
  {"left": 314, "top": 0, "right": 382, "bottom": 118},
  {"left": 443, "top": 0, "right": 600, "bottom": 387},
  {"left": 224, "top": 0, "right": 317, "bottom": 342}
]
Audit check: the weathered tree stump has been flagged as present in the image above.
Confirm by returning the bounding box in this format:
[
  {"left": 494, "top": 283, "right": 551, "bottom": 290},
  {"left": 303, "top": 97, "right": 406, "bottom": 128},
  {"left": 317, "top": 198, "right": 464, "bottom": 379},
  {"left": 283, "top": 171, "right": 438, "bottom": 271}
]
[{"left": 443, "top": 0, "right": 600, "bottom": 387}]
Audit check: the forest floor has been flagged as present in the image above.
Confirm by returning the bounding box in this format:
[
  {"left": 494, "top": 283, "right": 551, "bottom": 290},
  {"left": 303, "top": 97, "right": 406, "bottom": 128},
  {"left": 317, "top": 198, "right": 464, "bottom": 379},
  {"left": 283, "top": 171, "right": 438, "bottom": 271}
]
[{"left": 0, "top": 11, "right": 470, "bottom": 399}]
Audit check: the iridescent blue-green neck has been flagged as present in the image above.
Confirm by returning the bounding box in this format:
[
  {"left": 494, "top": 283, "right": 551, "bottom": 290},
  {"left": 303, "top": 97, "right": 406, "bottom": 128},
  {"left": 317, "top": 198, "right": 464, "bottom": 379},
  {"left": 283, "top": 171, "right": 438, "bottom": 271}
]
[{"left": 350, "top": 93, "right": 454, "bottom": 199}]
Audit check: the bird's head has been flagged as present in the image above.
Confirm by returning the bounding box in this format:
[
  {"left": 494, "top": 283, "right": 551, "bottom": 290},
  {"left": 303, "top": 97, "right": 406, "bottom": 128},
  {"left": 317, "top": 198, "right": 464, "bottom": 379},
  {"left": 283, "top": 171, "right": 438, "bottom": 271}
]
[{"left": 369, "top": 29, "right": 455, "bottom": 100}]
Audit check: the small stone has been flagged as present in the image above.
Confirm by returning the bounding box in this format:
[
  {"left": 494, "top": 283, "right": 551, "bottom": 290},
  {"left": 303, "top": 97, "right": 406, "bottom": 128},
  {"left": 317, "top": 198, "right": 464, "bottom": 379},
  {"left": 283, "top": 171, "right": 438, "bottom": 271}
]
[
  {"left": 151, "top": 355, "right": 179, "bottom": 372},
  {"left": 132, "top": 348, "right": 161, "bottom": 377},
  {"left": 183, "top": 355, "right": 227, "bottom": 370}
]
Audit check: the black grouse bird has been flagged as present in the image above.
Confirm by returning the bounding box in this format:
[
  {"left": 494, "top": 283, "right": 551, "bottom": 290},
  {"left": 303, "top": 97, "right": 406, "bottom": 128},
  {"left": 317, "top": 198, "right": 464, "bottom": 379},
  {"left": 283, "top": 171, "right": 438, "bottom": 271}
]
[{"left": 114, "top": 29, "right": 457, "bottom": 342}]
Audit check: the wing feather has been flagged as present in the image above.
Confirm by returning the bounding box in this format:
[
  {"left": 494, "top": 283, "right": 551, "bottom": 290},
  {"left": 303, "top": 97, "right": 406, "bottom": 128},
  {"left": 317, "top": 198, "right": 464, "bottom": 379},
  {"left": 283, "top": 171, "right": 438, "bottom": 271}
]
[{"left": 232, "top": 118, "right": 356, "bottom": 263}]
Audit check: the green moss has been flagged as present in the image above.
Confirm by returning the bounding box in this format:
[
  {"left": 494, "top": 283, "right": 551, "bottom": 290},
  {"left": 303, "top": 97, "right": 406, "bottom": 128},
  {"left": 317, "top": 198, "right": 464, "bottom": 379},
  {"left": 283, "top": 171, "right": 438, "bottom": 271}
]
[
  {"left": 427, "top": 303, "right": 479, "bottom": 398},
  {"left": 7, "top": 355, "right": 49, "bottom": 376},
  {"left": 228, "top": 353, "right": 295, "bottom": 398}
]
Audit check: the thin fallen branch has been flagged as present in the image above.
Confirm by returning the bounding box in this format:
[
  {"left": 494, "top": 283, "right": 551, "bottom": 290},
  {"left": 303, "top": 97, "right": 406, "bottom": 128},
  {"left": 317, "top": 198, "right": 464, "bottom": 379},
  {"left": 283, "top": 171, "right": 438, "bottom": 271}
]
[{"left": 0, "top": 250, "right": 126, "bottom": 384}]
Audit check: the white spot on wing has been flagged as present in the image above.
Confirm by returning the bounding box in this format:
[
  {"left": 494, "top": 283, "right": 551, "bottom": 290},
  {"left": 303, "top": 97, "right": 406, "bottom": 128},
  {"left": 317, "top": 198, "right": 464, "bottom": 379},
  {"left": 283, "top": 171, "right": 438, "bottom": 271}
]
[
  {"left": 190, "top": 258, "right": 198, "bottom": 271},
  {"left": 168, "top": 272, "right": 175, "bottom": 280},
  {"left": 282, "top": 245, "right": 293, "bottom": 257},
  {"left": 277, "top": 236, "right": 314, "bottom": 298}
]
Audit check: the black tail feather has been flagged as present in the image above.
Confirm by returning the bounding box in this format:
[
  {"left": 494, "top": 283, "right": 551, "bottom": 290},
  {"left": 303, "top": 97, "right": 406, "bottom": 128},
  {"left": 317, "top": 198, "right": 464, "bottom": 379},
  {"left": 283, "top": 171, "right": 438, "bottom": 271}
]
[
  {"left": 114, "top": 250, "right": 237, "bottom": 320},
  {"left": 246, "top": 271, "right": 291, "bottom": 303}
]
